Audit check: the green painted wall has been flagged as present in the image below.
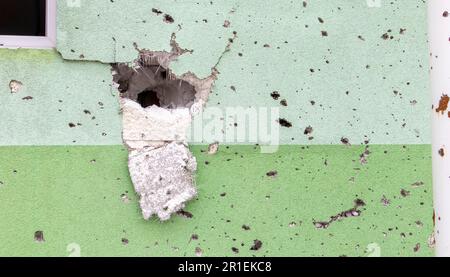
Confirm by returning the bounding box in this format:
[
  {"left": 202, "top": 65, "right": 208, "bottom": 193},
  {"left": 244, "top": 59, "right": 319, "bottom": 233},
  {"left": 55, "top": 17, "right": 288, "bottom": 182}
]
[{"left": 0, "top": 145, "right": 433, "bottom": 257}]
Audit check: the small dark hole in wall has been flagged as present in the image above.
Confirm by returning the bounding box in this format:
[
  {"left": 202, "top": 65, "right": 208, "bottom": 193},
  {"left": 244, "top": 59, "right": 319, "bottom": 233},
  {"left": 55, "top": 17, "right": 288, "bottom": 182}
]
[{"left": 137, "top": 90, "right": 161, "bottom": 108}]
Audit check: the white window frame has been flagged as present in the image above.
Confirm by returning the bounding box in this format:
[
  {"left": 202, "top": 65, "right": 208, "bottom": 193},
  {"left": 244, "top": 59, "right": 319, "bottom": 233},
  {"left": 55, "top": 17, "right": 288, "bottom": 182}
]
[{"left": 0, "top": 0, "right": 56, "bottom": 49}]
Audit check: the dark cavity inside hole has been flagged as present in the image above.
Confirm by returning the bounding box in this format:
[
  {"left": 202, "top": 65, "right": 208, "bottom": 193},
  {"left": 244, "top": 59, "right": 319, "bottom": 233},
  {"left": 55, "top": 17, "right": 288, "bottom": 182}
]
[
  {"left": 137, "top": 90, "right": 161, "bottom": 108},
  {"left": 113, "top": 62, "right": 197, "bottom": 109}
]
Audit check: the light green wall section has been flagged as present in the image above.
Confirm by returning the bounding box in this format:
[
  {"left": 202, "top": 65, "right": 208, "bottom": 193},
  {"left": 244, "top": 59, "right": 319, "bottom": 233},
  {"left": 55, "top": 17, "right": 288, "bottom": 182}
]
[
  {"left": 0, "top": 49, "right": 122, "bottom": 145},
  {"left": 55, "top": 0, "right": 430, "bottom": 145},
  {"left": 0, "top": 145, "right": 432, "bottom": 257}
]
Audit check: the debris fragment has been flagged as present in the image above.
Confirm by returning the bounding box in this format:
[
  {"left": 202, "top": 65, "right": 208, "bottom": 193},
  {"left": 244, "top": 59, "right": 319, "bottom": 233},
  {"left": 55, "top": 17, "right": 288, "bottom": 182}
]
[
  {"left": 34, "top": 231, "right": 45, "bottom": 243},
  {"left": 9, "top": 80, "right": 23, "bottom": 93},
  {"left": 207, "top": 142, "right": 219, "bottom": 155}
]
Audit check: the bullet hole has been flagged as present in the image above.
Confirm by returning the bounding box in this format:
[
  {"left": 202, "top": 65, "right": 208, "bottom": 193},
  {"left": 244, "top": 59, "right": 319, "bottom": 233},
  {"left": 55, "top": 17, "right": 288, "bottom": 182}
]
[
  {"left": 121, "top": 193, "right": 131, "bottom": 203},
  {"left": 444, "top": 11, "right": 449, "bottom": 17},
  {"left": 313, "top": 199, "right": 365, "bottom": 229},
  {"left": 68, "top": 123, "right": 76, "bottom": 128},
  {"left": 190, "top": 234, "right": 199, "bottom": 241},
  {"left": 340, "top": 137, "right": 350, "bottom": 145},
  {"left": 400, "top": 189, "right": 411, "bottom": 197},
  {"left": 121, "top": 238, "right": 129, "bottom": 245},
  {"left": 266, "top": 170, "right": 278, "bottom": 177},
  {"left": 207, "top": 142, "right": 219, "bottom": 155},
  {"left": 381, "top": 32, "right": 392, "bottom": 40},
  {"left": 9, "top": 80, "right": 23, "bottom": 93},
  {"left": 278, "top": 118, "right": 292, "bottom": 128},
  {"left": 359, "top": 146, "right": 370, "bottom": 165},
  {"left": 231, "top": 247, "right": 239, "bottom": 254},
  {"left": 321, "top": 31, "right": 328, "bottom": 37},
  {"left": 271, "top": 91, "right": 280, "bottom": 100},
  {"left": 177, "top": 209, "right": 193, "bottom": 219},
  {"left": 358, "top": 35, "right": 365, "bottom": 41},
  {"left": 303, "top": 1, "right": 307, "bottom": 8},
  {"left": 250, "top": 239, "right": 262, "bottom": 251},
  {"left": 439, "top": 148, "right": 445, "bottom": 157},
  {"left": 34, "top": 231, "right": 45, "bottom": 242},
  {"left": 163, "top": 14, "right": 174, "bottom": 24},
  {"left": 411, "top": 181, "right": 424, "bottom": 188},
  {"left": 381, "top": 195, "right": 391, "bottom": 206},
  {"left": 304, "top": 126, "right": 313, "bottom": 135},
  {"left": 242, "top": 224, "right": 251, "bottom": 231},
  {"left": 152, "top": 8, "right": 163, "bottom": 15},
  {"left": 195, "top": 247, "right": 203, "bottom": 257},
  {"left": 280, "top": 99, "right": 288, "bottom": 106},
  {"left": 435, "top": 94, "right": 449, "bottom": 114}
]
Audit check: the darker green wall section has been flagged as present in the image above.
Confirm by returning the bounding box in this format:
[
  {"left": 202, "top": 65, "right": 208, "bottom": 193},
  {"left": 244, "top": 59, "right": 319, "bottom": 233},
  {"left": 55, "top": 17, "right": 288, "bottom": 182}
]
[{"left": 0, "top": 145, "right": 433, "bottom": 257}]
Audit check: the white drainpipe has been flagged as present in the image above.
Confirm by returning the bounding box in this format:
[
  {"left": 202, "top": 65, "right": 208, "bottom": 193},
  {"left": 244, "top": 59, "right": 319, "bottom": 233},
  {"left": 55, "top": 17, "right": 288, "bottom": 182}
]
[{"left": 429, "top": 0, "right": 450, "bottom": 257}]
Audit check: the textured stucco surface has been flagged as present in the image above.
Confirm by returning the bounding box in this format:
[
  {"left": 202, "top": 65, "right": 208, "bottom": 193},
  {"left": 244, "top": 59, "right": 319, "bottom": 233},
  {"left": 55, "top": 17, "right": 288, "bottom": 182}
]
[
  {"left": 0, "top": 49, "right": 121, "bottom": 145},
  {"left": 0, "top": 145, "right": 433, "bottom": 257},
  {"left": 0, "top": 0, "right": 430, "bottom": 145},
  {"left": 56, "top": 0, "right": 430, "bottom": 145}
]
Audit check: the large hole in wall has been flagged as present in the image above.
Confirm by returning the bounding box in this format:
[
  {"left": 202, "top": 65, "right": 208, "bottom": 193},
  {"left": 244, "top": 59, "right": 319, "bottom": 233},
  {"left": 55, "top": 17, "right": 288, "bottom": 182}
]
[{"left": 113, "top": 59, "right": 197, "bottom": 109}]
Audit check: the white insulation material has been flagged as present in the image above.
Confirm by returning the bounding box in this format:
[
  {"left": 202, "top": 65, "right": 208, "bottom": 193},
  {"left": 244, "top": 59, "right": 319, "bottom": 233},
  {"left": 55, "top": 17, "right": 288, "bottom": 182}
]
[
  {"left": 128, "top": 142, "right": 198, "bottom": 221},
  {"left": 429, "top": 0, "right": 450, "bottom": 256}
]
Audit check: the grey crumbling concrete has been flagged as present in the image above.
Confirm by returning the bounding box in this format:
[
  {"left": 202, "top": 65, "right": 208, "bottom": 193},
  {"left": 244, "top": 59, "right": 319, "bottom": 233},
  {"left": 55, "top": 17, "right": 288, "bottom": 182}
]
[{"left": 112, "top": 33, "right": 219, "bottom": 221}]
